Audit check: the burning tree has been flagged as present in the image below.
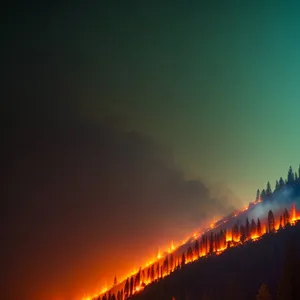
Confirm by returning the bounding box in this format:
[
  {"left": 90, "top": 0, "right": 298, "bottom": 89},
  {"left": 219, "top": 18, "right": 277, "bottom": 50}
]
[
  {"left": 156, "top": 263, "right": 160, "bottom": 279},
  {"left": 268, "top": 210, "right": 275, "bottom": 233},
  {"left": 181, "top": 252, "right": 186, "bottom": 268},
  {"left": 257, "top": 218, "right": 262, "bottom": 236},
  {"left": 209, "top": 232, "right": 214, "bottom": 253},
  {"left": 113, "top": 276, "right": 117, "bottom": 287},
  {"left": 251, "top": 219, "right": 257, "bottom": 236},
  {"left": 266, "top": 181, "right": 272, "bottom": 196},
  {"left": 124, "top": 278, "right": 129, "bottom": 299},
  {"left": 283, "top": 208, "right": 290, "bottom": 227},
  {"left": 187, "top": 246, "right": 193, "bottom": 261},
  {"left": 245, "top": 217, "right": 250, "bottom": 238},
  {"left": 170, "top": 253, "right": 174, "bottom": 272},
  {"left": 135, "top": 268, "right": 141, "bottom": 288},
  {"left": 240, "top": 225, "right": 246, "bottom": 243},
  {"left": 256, "top": 189, "right": 260, "bottom": 202},
  {"left": 163, "top": 256, "right": 169, "bottom": 275},
  {"left": 287, "top": 166, "right": 295, "bottom": 184},
  {"left": 129, "top": 276, "right": 134, "bottom": 296},
  {"left": 194, "top": 240, "right": 199, "bottom": 258},
  {"left": 150, "top": 264, "right": 155, "bottom": 281}
]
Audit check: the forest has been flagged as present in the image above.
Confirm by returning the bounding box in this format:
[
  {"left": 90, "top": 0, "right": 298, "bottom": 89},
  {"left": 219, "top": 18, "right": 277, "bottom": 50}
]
[{"left": 96, "top": 165, "right": 300, "bottom": 300}]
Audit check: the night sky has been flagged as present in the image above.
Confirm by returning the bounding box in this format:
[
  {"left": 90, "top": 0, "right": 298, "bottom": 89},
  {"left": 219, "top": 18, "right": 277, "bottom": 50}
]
[{"left": 3, "top": 1, "right": 300, "bottom": 300}]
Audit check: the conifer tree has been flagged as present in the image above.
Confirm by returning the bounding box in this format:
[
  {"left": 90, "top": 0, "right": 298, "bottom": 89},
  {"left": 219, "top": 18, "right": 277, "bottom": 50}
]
[
  {"left": 129, "top": 277, "right": 134, "bottom": 296},
  {"left": 268, "top": 210, "right": 275, "bottom": 233},
  {"left": 124, "top": 278, "right": 129, "bottom": 299},
  {"left": 251, "top": 219, "right": 257, "bottom": 236},
  {"left": 283, "top": 208, "right": 290, "bottom": 226},
  {"left": 245, "top": 217, "right": 250, "bottom": 238},
  {"left": 279, "top": 177, "right": 285, "bottom": 189},
  {"left": 287, "top": 166, "right": 294, "bottom": 184},
  {"left": 256, "top": 189, "right": 260, "bottom": 202},
  {"left": 181, "top": 252, "right": 186, "bottom": 268},
  {"left": 194, "top": 240, "right": 200, "bottom": 258},
  {"left": 113, "top": 276, "right": 117, "bottom": 287},
  {"left": 266, "top": 181, "right": 272, "bottom": 196},
  {"left": 257, "top": 218, "right": 262, "bottom": 236},
  {"left": 275, "top": 180, "right": 280, "bottom": 190}
]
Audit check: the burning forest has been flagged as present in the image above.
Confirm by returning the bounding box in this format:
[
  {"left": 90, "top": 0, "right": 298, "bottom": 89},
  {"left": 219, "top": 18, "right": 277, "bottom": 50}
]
[{"left": 86, "top": 166, "right": 300, "bottom": 300}]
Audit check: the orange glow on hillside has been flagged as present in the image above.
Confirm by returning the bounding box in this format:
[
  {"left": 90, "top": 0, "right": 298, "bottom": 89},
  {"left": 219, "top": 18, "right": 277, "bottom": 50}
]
[{"left": 85, "top": 202, "right": 299, "bottom": 300}]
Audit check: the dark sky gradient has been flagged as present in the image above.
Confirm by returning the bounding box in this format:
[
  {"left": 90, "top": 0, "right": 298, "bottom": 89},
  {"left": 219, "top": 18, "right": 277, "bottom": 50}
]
[{"left": 3, "top": 1, "right": 300, "bottom": 300}]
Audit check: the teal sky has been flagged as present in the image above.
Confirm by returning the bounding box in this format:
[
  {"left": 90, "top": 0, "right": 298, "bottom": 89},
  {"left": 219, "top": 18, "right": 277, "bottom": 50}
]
[
  {"left": 6, "top": 1, "right": 300, "bottom": 201},
  {"left": 71, "top": 1, "right": 300, "bottom": 202}
]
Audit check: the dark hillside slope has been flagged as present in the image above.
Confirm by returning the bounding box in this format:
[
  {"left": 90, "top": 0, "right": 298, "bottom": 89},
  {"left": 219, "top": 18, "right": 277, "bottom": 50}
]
[{"left": 131, "top": 223, "right": 300, "bottom": 300}]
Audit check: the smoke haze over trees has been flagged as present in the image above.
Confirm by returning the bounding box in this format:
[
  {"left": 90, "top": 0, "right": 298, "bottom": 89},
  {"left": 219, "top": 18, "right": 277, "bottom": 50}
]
[{"left": 2, "top": 117, "right": 241, "bottom": 300}]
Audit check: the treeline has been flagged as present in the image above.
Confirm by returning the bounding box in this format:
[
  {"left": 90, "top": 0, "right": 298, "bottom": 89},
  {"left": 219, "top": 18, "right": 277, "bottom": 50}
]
[
  {"left": 97, "top": 165, "right": 300, "bottom": 300},
  {"left": 99, "top": 207, "right": 298, "bottom": 300},
  {"left": 257, "top": 165, "right": 300, "bottom": 201}
]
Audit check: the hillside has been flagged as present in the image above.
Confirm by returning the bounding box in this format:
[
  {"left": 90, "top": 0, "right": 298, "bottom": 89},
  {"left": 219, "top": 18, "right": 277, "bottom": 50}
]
[
  {"left": 95, "top": 167, "right": 300, "bottom": 300},
  {"left": 132, "top": 222, "right": 300, "bottom": 300}
]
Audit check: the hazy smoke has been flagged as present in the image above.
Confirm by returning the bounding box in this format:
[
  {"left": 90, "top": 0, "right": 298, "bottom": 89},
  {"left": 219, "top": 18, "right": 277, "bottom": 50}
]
[
  {"left": 247, "top": 187, "right": 300, "bottom": 222},
  {"left": 2, "top": 118, "right": 241, "bottom": 300}
]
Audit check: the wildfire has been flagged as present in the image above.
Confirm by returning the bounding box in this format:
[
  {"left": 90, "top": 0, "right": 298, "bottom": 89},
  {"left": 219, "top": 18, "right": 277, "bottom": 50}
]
[{"left": 89, "top": 202, "right": 299, "bottom": 300}]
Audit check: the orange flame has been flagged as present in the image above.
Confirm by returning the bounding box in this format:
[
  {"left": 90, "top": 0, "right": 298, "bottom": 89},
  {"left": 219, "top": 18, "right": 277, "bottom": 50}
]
[{"left": 88, "top": 203, "right": 299, "bottom": 300}]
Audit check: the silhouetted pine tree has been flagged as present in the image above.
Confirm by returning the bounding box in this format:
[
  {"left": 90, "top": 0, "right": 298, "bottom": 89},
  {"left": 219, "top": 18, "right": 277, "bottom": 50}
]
[
  {"left": 187, "top": 246, "right": 193, "bottom": 261},
  {"left": 279, "top": 215, "right": 283, "bottom": 230},
  {"left": 283, "top": 208, "right": 290, "bottom": 227},
  {"left": 261, "top": 189, "right": 267, "bottom": 200},
  {"left": 117, "top": 290, "right": 121, "bottom": 300},
  {"left": 251, "top": 219, "right": 257, "bottom": 236},
  {"left": 240, "top": 225, "right": 246, "bottom": 243},
  {"left": 268, "top": 210, "right": 275, "bottom": 233},
  {"left": 233, "top": 223, "right": 239, "bottom": 241},
  {"left": 141, "top": 269, "right": 145, "bottom": 283},
  {"left": 279, "top": 177, "right": 285, "bottom": 189},
  {"left": 163, "top": 256, "right": 169, "bottom": 274},
  {"left": 275, "top": 180, "right": 280, "bottom": 191},
  {"left": 135, "top": 268, "right": 141, "bottom": 287},
  {"left": 170, "top": 254, "right": 174, "bottom": 272},
  {"left": 129, "top": 277, "right": 134, "bottom": 296},
  {"left": 124, "top": 278, "right": 129, "bottom": 299},
  {"left": 287, "top": 166, "right": 294, "bottom": 184},
  {"left": 181, "top": 252, "right": 186, "bottom": 268},
  {"left": 209, "top": 232, "right": 214, "bottom": 253},
  {"left": 257, "top": 218, "right": 262, "bottom": 236},
  {"left": 245, "top": 217, "right": 250, "bottom": 238},
  {"left": 194, "top": 240, "right": 199, "bottom": 258},
  {"left": 156, "top": 263, "right": 159, "bottom": 279},
  {"left": 113, "top": 276, "right": 117, "bottom": 287},
  {"left": 256, "top": 189, "right": 260, "bottom": 202},
  {"left": 266, "top": 181, "right": 272, "bottom": 196}
]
